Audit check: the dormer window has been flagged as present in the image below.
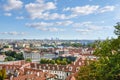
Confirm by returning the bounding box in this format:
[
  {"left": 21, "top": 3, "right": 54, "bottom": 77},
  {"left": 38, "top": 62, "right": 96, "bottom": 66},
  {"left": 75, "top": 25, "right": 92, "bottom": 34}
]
[
  {"left": 30, "top": 71, "right": 33, "bottom": 74},
  {"left": 48, "top": 66, "right": 50, "bottom": 69},
  {"left": 79, "top": 62, "right": 81, "bottom": 65},
  {"left": 27, "top": 71, "right": 30, "bottom": 74},
  {"left": 46, "top": 64, "right": 48, "bottom": 66},
  {"left": 76, "top": 67, "right": 79, "bottom": 72},
  {"left": 6, "top": 66, "right": 8, "bottom": 70},
  {"left": 53, "top": 67, "right": 55, "bottom": 70},
  {"left": 69, "top": 67, "right": 72, "bottom": 71},
  {"left": 57, "top": 66, "right": 59, "bottom": 70},
  {"left": 10, "top": 66, "right": 12, "bottom": 69},
  {"left": 43, "top": 66, "right": 45, "bottom": 69},
  {"left": 39, "top": 66, "right": 41, "bottom": 70},
  {"left": 82, "top": 61, "right": 84, "bottom": 63},
  {"left": 62, "top": 68, "right": 64, "bottom": 71},
  {"left": 0, "top": 66, "right": 2, "bottom": 70},
  {"left": 13, "top": 67, "right": 15, "bottom": 70}
]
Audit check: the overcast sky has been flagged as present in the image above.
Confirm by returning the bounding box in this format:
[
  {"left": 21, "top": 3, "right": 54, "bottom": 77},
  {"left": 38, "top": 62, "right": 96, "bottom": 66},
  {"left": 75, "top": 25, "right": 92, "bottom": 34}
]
[{"left": 0, "top": 0, "right": 120, "bottom": 40}]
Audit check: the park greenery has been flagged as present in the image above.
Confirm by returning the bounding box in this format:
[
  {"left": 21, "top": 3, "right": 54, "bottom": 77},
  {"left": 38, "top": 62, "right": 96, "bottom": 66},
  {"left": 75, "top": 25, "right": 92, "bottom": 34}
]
[
  {"left": 42, "top": 43, "right": 56, "bottom": 48},
  {"left": 3, "top": 45, "right": 9, "bottom": 48},
  {"left": 40, "top": 56, "right": 76, "bottom": 65},
  {"left": 42, "top": 42, "right": 82, "bottom": 48},
  {"left": 3, "top": 51, "right": 24, "bottom": 61},
  {"left": 61, "top": 42, "right": 82, "bottom": 47},
  {"left": 25, "top": 58, "right": 32, "bottom": 62},
  {"left": 76, "top": 22, "right": 120, "bottom": 80}
]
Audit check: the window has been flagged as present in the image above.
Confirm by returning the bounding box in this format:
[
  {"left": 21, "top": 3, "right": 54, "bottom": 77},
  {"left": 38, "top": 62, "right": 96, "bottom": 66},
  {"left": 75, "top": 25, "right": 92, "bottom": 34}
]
[
  {"left": 79, "top": 62, "right": 81, "bottom": 65},
  {"left": 53, "top": 67, "right": 55, "bottom": 70},
  {"left": 62, "top": 68, "right": 64, "bottom": 71},
  {"left": 76, "top": 67, "right": 79, "bottom": 72},
  {"left": 69, "top": 67, "right": 72, "bottom": 71},
  {"left": 0, "top": 66, "right": 2, "bottom": 70},
  {"left": 39, "top": 66, "right": 41, "bottom": 70}
]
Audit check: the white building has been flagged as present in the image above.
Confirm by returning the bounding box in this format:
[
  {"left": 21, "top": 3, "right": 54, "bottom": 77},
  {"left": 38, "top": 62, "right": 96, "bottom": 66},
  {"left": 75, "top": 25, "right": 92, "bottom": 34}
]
[
  {"left": 23, "top": 51, "right": 40, "bottom": 61},
  {"left": 0, "top": 55, "right": 6, "bottom": 62}
]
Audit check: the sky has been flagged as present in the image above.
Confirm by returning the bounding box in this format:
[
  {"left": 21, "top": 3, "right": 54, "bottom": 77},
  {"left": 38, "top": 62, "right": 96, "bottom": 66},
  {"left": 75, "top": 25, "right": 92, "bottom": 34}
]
[{"left": 0, "top": 0, "right": 120, "bottom": 40}]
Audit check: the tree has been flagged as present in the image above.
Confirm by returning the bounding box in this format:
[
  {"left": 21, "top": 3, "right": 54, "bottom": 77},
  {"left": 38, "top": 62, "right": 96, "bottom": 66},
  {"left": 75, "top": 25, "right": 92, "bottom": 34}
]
[
  {"left": 77, "top": 23, "right": 120, "bottom": 80},
  {"left": 71, "top": 43, "right": 82, "bottom": 47},
  {"left": 114, "top": 22, "right": 120, "bottom": 37},
  {"left": 50, "top": 60, "right": 55, "bottom": 64},
  {"left": 3, "top": 45, "right": 9, "bottom": 48},
  {"left": 15, "top": 53, "right": 24, "bottom": 60},
  {"left": 25, "top": 58, "right": 32, "bottom": 62},
  {"left": 0, "top": 69, "right": 6, "bottom": 80},
  {"left": 77, "top": 39, "right": 120, "bottom": 80},
  {"left": 4, "top": 51, "right": 24, "bottom": 61},
  {"left": 4, "top": 56, "right": 14, "bottom": 61}
]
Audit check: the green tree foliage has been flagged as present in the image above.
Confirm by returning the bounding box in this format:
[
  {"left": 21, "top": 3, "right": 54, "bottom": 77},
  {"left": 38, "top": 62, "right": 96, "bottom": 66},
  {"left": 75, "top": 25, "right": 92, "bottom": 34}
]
[
  {"left": 114, "top": 22, "right": 120, "bottom": 37},
  {"left": 42, "top": 44, "right": 55, "bottom": 48},
  {"left": 0, "top": 69, "right": 6, "bottom": 80},
  {"left": 82, "top": 40, "right": 101, "bottom": 48},
  {"left": 4, "top": 51, "right": 24, "bottom": 61},
  {"left": 77, "top": 61, "right": 100, "bottom": 80},
  {"left": 61, "top": 42, "right": 82, "bottom": 47},
  {"left": 3, "top": 45, "right": 9, "bottom": 48},
  {"left": 71, "top": 43, "right": 82, "bottom": 47},
  {"left": 40, "top": 59, "right": 55, "bottom": 64},
  {"left": 15, "top": 53, "right": 24, "bottom": 60},
  {"left": 25, "top": 58, "right": 32, "bottom": 62},
  {"left": 77, "top": 23, "right": 120, "bottom": 80},
  {"left": 40, "top": 57, "right": 76, "bottom": 65},
  {"left": 4, "top": 56, "right": 14, "bottom": 61}
]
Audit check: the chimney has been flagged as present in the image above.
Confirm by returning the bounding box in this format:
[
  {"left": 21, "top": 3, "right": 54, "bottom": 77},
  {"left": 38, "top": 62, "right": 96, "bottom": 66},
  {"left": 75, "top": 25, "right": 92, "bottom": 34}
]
[
  {"left": 73, "top": 62, "right": 76, "bottom": 65},
  {"left": 10, "top": 75, "right": 13, "bottom": 80},
  {"left": 37, "top": 72, "right": 40, "bottom": 76}
]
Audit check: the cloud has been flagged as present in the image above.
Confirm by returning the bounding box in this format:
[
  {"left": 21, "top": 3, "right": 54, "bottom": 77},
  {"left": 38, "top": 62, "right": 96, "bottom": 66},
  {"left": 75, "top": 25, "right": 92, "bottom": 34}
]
[
  {"left": 25, "top": 2, "right": 56, "bottom": 13},
  {"left": 75, "top": 29, "right": 91, "bottom": 34},
  {"left": 47, "top": 28, "right": 64, "bottom": 32},
  {"left": 6, "top": 2, "right": 115, "bottom": 20},
  {"left": 73, "top": 21, "right": 92, "bottom": 27},
  {"left": 72, "top": 5, "right": 99, "bottom": 15},
  {"left": 26, "top": 22, "right": 53, "bottom": 28},
  {"left": 73, "top": 21, "right": 106, "bottom": 30},
  {"left": 39, "top": 12, "right": 77, "bottom": 20},
  {"left": 99, "top": 6, "right": 115, "bottom": 13},
  {"left": 55, "top": 21, "right": 73, "bottom": 26},
  {"left": 26, "top": 21, "right": 73, "bottom": 28},
  {"left": 25, "top": 0, "right": 57, "bottom": 19},
  {"left": 25, "top": 21, "right": 72, "bottom": 32},
  {"left": 63, "top": 7, "right": 71, "bottom": 11},
  {"left": 64, "top": 5, "right": 99, "bottom": 15},
  {"left": 25, "top": 0, "right": 75, "bottom": 20},
  {"left": 63, "top": 5, "right": 115, "bottom": 16},
  {"left": 3, "top": 0, "right": 23, "bottom": 11},
  {"left": 16, "top": 16, "right": 24, "bottom": 19},
  {"left": 36, "top": 0, "right": 44, "bottom": 3},
  {"left": 73, "top": 21, "right": 113, "bottom": 34},
  {"left": 0, "top": 31, "right": 27, "bottom": 35},
  {"left": 26, "top": 21, "right": 112, "bottom": 33},
  {"left": 4, "top": 13, "right": 12, "bottom": 16},
  {"left": 28, "top": 12, "right": 68, "bottom": 20},
  {"left": 34, "top": 27, "right": 64, "bottom": 32}
]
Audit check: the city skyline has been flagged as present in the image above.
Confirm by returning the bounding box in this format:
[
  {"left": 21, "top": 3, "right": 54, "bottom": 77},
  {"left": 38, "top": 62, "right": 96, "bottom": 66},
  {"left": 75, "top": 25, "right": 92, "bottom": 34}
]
[{"left": 0, "top": 0, "right": 120, "bottom": 39}]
